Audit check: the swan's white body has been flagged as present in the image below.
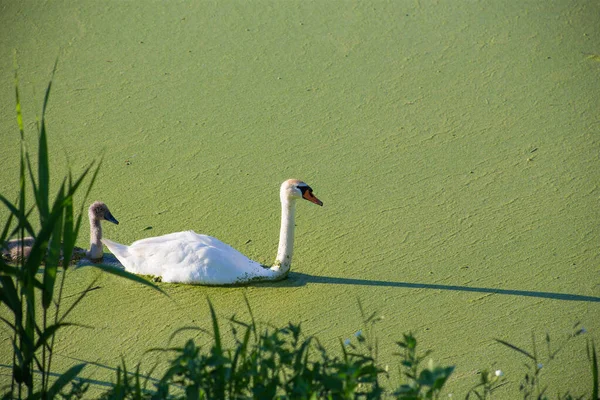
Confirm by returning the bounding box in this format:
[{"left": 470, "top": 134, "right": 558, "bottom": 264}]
[
  {"left": 102, "top": 231, "right": 277, "bottom": 284},
  {"left": 102, "top": 180, "right": 322, "bottom": 285}
]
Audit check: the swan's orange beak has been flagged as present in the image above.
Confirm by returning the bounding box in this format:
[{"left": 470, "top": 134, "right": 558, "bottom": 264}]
[{"left": 303, "top": 191, "right": 323, "bottom": 206}]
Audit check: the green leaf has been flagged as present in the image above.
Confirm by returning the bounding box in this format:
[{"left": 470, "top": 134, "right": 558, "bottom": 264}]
[
  {"left": 79, "top": 263, "right": 166, "bottom": 295},
  {"left": 591, "top": 340, "right": 598, "bottom": 400},
  {"left": 23, "top": 183, "right": 67, "bottom": 277},
  {"left": 43, "top": 187, "right": 65, "bottom": 309},
  {"left": 0, "top": 201, "right": 15, "bottom": 244},
  {"left": 0, "top": 193, "right": 36, "bottom": 239},
  {"left": 208, "top": 299, "right": 222, "bottom": 353},
  {"left": 34, "top": 322, "right": 87, "bottom": 354},
  {"left": 41, "top": 58, "right": 59, "bottom": 118},
  {"left": 13, "top": 63, "right": 25, "bottom": 140},
  {"left": 35, "top": 58, "right": 58, "bottom": 225},
  {"left": 37, "top": 118, "right": 50, "bottom": 222},
  {"left": 494, "top": 338, "right": 535, "bottom": 361},
  {"left": 0, "top": 261, "right": 20, "bottom": 276},
  {"left": 71, "top": 161, "right": 101, "bottom": 246},
  {"left": 0, "top": 275, "right": 22, "bottom": 324},
  {"left": 62, "top": 193, "right": 75, "bottom": 269},
  {"left": 58, "top": 277, "right": 101, "bottom": 324},
  {"left": 69, "top": 158, "right": 101, "bottom": 213},
  {"left": 47, "top": 362, "right": 86, "bottom": 398},
  {"left": 0, "top": 315, "right": 16, "bottom": 332}
]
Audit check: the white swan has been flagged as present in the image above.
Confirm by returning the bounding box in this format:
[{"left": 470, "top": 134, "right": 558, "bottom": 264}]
[
  {"left": 2, "top": 201, "right": 119, "bottom": 263},
  {"left": 101, "top": 179, "right": 323, "bottom": 285}
]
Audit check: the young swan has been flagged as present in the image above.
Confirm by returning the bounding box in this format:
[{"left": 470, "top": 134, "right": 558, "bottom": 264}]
[
  {"left": 2, "top": 201, "right": 119, "bottom": 263},
  {"left": 85, "top": 201, "right": 119, "bottom": 261},
  {"left": 102, "top": 179, "right": 323, "bottom": 285}
]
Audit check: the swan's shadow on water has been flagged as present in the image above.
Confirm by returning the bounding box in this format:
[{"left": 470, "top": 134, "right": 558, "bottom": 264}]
[
  {"left": 90, "top": 253, "right": 600, "bottom": 303},
  {"left": 256, "top": 272, "right": 600, "bottom": 303}
]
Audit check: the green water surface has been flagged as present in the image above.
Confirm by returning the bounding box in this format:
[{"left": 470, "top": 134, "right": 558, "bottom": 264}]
[{"left": 1, "top": 0, "right": 599, "bottom": 396}]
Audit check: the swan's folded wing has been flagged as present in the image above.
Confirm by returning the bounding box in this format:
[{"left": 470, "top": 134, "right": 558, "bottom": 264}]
[{"left": 129, "top": 231, "right": 198, "bottom": 246}]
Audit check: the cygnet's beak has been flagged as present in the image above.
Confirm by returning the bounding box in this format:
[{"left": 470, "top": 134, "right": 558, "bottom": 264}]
[
  {"left": 105, "top": 211, "right": 119, "bottom": 225},
  {"left": 303, "top": 191, "right": 323, "bottom": 206}
]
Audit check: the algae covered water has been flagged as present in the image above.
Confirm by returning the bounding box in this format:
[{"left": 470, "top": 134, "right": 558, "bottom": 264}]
[{"left": 0, "top": 1, "right": 598, "bottom": 396}]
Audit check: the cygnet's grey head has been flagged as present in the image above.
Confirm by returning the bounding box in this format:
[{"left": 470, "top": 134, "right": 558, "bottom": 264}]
[{"left": 88, "top": 201, "right": 119, "bottom": 225}]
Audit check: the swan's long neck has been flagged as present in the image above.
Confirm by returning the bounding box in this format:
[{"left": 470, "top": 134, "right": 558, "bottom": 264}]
[
  {"left": 87, "top": 213, "right": 103, "bottom": 260},
  {"left": 272, "top": 196, "right": 296, "bottom": 275}
]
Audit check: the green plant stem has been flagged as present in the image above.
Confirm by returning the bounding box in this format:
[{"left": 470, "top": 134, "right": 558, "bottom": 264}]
[
  {"left": 42, "top": 307, "right": 48, "bottom": 392},
  {"left": 44, "top": 266, "right": 68, "bottom": 394}
]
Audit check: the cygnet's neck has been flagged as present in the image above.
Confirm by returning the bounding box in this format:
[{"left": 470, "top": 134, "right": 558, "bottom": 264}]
[
  {"left": 273, "top": 195, "right": 296, "bottom": 275},
  {"left": 87, "top": 213, "right": 103, "bottom": 260}
]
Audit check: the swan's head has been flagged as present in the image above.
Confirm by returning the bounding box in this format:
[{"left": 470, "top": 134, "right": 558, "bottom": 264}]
[
  {"left": 281, "top": 179, "right": 323, "bottom": 206},
  {"left": 89, "top": 201, "right": 119, "bottom": 224}
]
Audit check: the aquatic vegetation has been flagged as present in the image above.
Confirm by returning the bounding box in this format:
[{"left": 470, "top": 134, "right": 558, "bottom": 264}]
[
  {"left": 494, "top": 323, "right": 594, "bottom": 400},
  {"left": 392, "top": 332, "right": 454, "bottom": 399},
  {"left": 1, "top": 63, "right": 598, "bottom": 400},
  {"left": 97, "top": 298, "right": 447, "bottom": 399},
  {"left": 465, "top": 369, "right": 507, "bottom": 399},
  {"left": 0, "top": 63, "right": 161, "bottom": 400},
  {"left": 93, "top": 306, "right": 597, "bottom": 400}
]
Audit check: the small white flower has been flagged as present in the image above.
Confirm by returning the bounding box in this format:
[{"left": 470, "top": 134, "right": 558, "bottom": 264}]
[
  {"left": 495, "top": 369, "right": 504, "bottom": 377},
  {"left": 355, "top": 330, "right": 362, "bottom": 337},
  {"left": 537, "top": 363, "right": 543, "bottom": 369},
  {"left": 344, "top": 338, "right": 351, "bottom": 346}
]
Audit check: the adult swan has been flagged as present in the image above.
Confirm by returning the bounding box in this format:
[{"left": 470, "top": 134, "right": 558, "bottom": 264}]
[{"left": 102, "top": 179, "right": 322, "bottom": 285}]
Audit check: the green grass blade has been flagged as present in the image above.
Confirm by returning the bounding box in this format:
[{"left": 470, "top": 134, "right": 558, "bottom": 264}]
[
  {"left": 37, "top": 122, "right": 50, "bottom": 222},
  {"left": 229, "top": 326, "right": 251, "bottom": 393},
  {"left": 33, "top": 322, "right": 86, "bottom": 355},
  {"left": 293, "top": 337, "right": 313, "bottom": 372},
  {"left": 134, "top": 363, "right": 143, "bottom": 398},
  {"left": 66, "top": 161, "right": 95, "bottom": 199},
  {"left": 17, "top": 95, "right": 27, "bottom": 277},
  {"left": 43, "top": 190, "right": 64, "bottom": 310},
  {"left": 494, "top": 338, "right": 535, "bottom": 361},
  {"left": 71, "top": 164, "right": 96, "bottom": 249},
  {"left": 23, "top": 149, "right": 39, "bottom": 197},
  {"left": 47, "top": 362, "right": 86, "bottom": 399},
  {"left": 0, "top": 194, "right": 36, "bottom": 239},
  {"left": 0, "top": 316, "right": 17, "bottom": 332},
  {"left": 6, "top": 204, "right": 37, "bottom": 240},
  {"left": 591, "top": 340, "right": 598, "bottom": 400},
  {"left": 14, "top": 68, "right": 25, "bottom": 140},
  {"left": 12, "top": 341, "right": 34, "bottom": 388},
  {"left": 0, "top": 203, "right": 15, "bottom": 244},
  {"left": 79, "top": 263, "right": 166, "bottom": 295},
  {"left": 23, "top": 189, "right": 67, "bottom": 277},
  {"left": 21, "top": 302, "right": 36, "bottom": 391},
  {"left": 69, "top": 160, "right": 101, "bottom": 243},
  {"left": 62, "top": 180, "right": 75, "bottom": 269},
  {"left": 0, "top": 276, "right": 22, "bottom": 325},
  {"left": 0, "top": 262, "right": 20, "bottom": 277},
  {"left": 208, "top": 299, "right": 222, "bottom": 353},
  {"left": 166, "top": 326, "right": 207, "bottom": 344},
  {"left": 243, "top": 293, "right": 258, "bottom": 342},
  {"left": 58, "top": 277, "right": 101, "bottom": 324},
  {"left": 41, "top": 58, "right": 58, "bottom": 118},
  {"left": 35, "top": 57, "right": 61, "bottom": 224}
]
